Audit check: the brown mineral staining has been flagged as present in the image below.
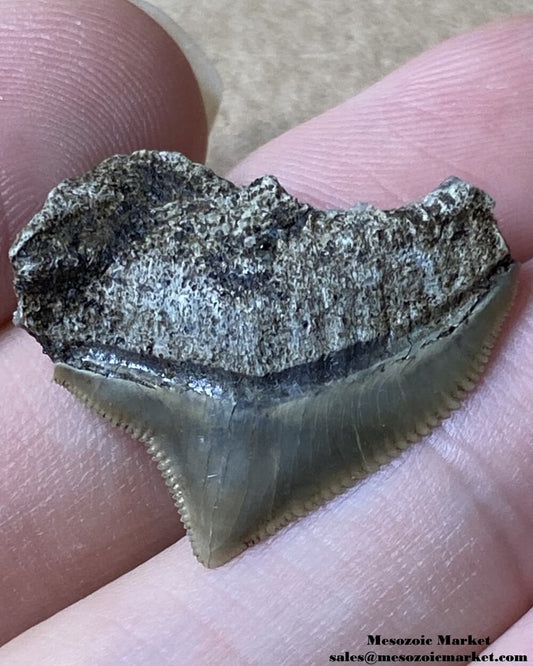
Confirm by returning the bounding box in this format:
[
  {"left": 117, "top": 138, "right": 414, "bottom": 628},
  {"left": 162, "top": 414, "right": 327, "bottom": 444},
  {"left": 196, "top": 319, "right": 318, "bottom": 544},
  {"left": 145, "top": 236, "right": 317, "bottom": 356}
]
[{"left": 9, "top": 150, "right": 518, "bottom": 567}]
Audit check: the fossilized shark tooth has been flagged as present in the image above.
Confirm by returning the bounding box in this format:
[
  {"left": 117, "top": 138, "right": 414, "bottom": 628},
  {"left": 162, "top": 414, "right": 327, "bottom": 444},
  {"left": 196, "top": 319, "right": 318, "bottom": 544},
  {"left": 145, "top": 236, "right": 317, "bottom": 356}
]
[{"left": 9, "top": 150, "right": 518, "bottom": 568}]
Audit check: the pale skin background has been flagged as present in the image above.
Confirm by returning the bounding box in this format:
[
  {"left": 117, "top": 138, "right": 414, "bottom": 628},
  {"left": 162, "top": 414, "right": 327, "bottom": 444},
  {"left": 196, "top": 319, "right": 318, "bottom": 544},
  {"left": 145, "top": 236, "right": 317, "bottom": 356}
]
[{"left": 0, "top": 0, "right": 533, "bottom": 663}]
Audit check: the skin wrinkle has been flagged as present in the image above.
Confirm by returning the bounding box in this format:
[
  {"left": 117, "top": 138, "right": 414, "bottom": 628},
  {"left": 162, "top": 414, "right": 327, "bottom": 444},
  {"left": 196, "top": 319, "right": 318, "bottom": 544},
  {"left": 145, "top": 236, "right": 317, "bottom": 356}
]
[
  {"left": 383, "top": 113, "right": 470, "bottom": 181},
  {"left": 445, "top": 441, "right": 529, "bottom": 607}
]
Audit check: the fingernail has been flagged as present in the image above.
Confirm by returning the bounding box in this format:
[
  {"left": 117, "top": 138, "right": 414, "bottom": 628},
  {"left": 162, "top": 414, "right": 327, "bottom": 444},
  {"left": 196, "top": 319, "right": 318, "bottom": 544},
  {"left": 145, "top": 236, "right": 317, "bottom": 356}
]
[{"left": 127, "top": 0, "right": 222, "bottom": 131}]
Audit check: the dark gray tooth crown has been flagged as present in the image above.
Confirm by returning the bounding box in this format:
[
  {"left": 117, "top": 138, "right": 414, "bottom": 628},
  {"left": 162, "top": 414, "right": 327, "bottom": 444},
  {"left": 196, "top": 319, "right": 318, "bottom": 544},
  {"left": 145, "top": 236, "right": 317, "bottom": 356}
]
[{"left": 9, "top": 150, "right": 518, "bottom": 567}]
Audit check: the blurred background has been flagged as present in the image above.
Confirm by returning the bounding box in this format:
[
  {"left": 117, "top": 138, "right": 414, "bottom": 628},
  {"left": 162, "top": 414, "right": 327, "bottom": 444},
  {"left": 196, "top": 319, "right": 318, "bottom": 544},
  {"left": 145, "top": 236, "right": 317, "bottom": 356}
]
[{"left": 151, "top": 0, "right": 533, "bottom": 173}]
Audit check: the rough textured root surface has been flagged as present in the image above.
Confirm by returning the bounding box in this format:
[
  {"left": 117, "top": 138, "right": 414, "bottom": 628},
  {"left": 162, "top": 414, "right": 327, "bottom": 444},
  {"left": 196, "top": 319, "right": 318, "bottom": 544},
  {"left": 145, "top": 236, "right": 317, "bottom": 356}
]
[{"left": 10, "top": 157, "right": 514, "bottom": 381}]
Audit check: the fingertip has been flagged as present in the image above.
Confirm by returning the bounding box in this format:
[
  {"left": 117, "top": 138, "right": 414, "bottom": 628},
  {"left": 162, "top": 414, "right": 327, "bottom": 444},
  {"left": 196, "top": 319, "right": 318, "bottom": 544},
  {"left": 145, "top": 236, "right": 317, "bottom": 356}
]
[{"left": 128, "top": 0, "right": 222, "bottom": 131}]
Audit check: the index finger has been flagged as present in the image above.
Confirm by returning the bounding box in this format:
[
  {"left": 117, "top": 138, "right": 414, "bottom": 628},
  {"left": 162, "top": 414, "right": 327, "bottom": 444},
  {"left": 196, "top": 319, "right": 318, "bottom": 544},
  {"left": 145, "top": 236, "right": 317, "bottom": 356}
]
[{"left": 230, "top": 15, "right": 533, "bottom": 262}]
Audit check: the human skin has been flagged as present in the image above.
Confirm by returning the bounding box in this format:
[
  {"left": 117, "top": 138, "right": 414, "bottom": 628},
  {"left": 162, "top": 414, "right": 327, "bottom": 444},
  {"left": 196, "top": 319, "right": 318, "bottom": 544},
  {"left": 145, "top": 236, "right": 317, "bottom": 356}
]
[{"left": 1, "top": 1, "right": 533, "bottom": 663}]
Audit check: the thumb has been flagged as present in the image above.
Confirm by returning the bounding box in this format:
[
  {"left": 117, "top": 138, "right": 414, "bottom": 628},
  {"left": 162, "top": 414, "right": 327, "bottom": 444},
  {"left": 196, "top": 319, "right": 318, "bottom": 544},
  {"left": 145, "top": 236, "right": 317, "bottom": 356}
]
[{"left": 0, "top": 0, "right": 217, "bottom": 325}]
